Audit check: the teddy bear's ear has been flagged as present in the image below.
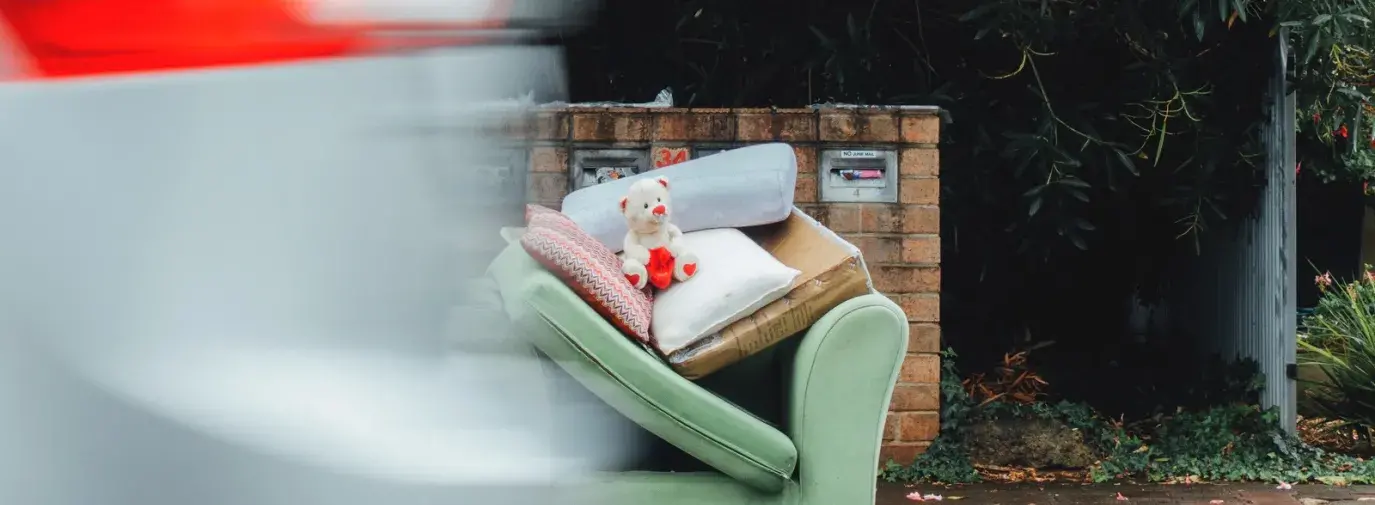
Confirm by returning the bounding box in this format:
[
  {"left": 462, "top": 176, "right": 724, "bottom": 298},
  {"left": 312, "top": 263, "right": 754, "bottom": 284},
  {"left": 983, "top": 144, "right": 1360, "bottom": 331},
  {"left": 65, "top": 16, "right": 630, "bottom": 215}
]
[
  {"left": 656, "top": 176, "right": 669, "bottom": 189},
  {"left": 619, "top": 196, "right": 628, "bottom": 213}
]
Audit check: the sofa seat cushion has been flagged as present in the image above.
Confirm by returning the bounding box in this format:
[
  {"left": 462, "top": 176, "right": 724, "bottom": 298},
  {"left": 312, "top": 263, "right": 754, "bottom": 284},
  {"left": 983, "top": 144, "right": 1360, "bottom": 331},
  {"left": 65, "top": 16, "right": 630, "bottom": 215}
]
[{"left": 488, "top": 244, "right": 798, "bottom": 493}]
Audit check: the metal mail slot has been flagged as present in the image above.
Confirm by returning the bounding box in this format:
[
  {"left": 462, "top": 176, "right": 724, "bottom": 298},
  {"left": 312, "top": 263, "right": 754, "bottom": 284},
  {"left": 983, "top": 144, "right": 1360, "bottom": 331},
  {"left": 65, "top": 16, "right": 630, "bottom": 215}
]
[
  {"left": 693, "top": 146, "right": 732, "bottom": 159},
  {"left": 570, "top": 149, "right": 650, "bottom": 191},
  {"left": 819, "top": 148, "right": 899, "bottom": 203}
]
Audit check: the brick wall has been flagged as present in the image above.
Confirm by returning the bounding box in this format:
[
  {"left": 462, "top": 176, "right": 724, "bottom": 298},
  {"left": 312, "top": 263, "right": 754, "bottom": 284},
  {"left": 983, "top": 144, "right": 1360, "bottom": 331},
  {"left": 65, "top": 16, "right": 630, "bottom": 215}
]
[{"left": 525, "top": 106, "right": 942, "bottom": 466}]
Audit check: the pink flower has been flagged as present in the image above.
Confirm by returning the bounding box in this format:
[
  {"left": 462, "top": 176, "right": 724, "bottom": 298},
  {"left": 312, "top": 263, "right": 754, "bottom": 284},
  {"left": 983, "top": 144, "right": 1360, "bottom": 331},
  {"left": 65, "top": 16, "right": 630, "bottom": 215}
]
[
  {"left": 906, "top": 492, "right": 943, "bottom": 501},
  {"left": 1116, "top": 492, "right": 1130, "bottom": 501},
  {"left": 1317, "top": 272, "right": 1335, "bottom": 291},
  {"left": 1276, "top": 482, "right": 1293, "bottom": 490},
  {"left": 1339, "top": 125, "right": 1350, "bottom": 138}
]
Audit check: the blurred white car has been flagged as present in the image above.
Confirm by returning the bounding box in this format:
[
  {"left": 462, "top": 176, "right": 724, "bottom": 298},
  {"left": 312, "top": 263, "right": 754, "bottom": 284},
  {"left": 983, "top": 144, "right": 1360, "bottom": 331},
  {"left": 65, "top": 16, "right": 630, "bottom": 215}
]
[{"left": 0, "top": 1, "right": 635, "bottom": 504}]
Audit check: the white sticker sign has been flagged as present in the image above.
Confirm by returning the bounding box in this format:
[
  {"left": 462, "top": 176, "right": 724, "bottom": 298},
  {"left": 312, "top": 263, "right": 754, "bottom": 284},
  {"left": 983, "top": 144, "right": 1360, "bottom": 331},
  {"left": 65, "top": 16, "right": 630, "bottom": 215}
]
[{"left": 838, "top": 150, "right": 881, "bottom": 159}]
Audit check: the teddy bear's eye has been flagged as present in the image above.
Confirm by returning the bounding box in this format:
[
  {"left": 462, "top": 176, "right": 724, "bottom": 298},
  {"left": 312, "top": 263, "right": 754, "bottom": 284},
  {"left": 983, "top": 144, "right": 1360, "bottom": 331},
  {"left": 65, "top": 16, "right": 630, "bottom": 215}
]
[{"left": 643, "top": 203, "right": 649, "bottom": 209}]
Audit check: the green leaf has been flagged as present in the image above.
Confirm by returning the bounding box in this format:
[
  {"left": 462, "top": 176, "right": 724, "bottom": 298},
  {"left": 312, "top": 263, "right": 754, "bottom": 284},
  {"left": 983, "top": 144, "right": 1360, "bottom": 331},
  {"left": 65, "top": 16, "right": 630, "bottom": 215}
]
[
  {"left": 1074, "top": 218, "right": 1097, "bottom": 231},
  {"left": 1012, "top": 155, "right": 1035, "bottom": 177},
  {"left": 809, "top": 26, "right": 833, "bottom": 48},
  {"left": 1060, "top": 177, "right": 1091, "bottom": 188},
  {"left": 1193, "top": 10, "right": 1206, "bottom": 41},
  {"left": 1318, "top": 475, "right": 1351, "bottom": 486},
  {"left": 1312, "top": 14, "right": 1333, "bottom": 25},
  {"left": 1336, "top": 87, "right": 1367, "bottom": 100},
  {"left": 974, "top": 24, "right": 997, "bottom": 41},
  {"left": 1303, "top": 33, "right": 1323, "bottom": 65},
  {"left": 959, "top": 1, "right": 1001, "bottom": 22},
  {"left": 1029, "top": 197, "right": 1043, "bottom": 216},
  {"left": 1177, "top": 0, "right": 1198, "bottom": 19},
  {"left": 1070, "top": 234, "right": 1088, "bottom": 250},
  {"left": 1205, "top": 199, "right": 1227, "bottom": 220},
  {"left": 1112, "top": 148, "right": 1141, "bottom": 176}
]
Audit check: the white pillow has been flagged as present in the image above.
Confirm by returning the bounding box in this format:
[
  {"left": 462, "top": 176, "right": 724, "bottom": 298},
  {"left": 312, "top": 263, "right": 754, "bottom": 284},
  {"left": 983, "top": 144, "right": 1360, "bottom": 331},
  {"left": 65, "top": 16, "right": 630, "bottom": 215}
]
[
  {"left": 561, "top": 143, "right": 798, "bottom": 253},
  {"left": 650, "top": 228, "right": 801, "bottom": 355}
]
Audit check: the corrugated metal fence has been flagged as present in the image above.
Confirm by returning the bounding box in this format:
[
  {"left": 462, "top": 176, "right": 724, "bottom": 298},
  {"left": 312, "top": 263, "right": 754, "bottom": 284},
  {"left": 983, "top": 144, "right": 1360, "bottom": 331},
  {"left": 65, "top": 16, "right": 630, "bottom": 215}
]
[{"left": 1170, "top": 35, "right": 1297, "bottom": 431}]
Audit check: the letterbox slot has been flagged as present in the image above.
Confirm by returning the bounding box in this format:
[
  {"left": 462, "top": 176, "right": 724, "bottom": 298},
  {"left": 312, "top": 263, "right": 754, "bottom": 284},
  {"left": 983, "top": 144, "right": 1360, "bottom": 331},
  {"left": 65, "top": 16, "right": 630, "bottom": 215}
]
[
  {"left": 693, "top": 146, "right": 732, "bottom": 159},
  {"left": 819, "top": 148, "right": 899, "bottom": 203},
  {"left": 828, "top": 167, "right": 887, "bottom": 188},
  {"left": 570, "top": 149, "right": 650, "bottom": 191}
]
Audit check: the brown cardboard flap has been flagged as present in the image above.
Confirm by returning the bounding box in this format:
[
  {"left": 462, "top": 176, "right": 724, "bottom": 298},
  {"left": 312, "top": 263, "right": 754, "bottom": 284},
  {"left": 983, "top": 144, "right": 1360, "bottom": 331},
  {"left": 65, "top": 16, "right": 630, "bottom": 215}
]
[
  {"left": 669, "top": 211, "right": 869, "bottom": 379},
  {"left": 758, "top": 212, "right": 855, "bottom": 287}
]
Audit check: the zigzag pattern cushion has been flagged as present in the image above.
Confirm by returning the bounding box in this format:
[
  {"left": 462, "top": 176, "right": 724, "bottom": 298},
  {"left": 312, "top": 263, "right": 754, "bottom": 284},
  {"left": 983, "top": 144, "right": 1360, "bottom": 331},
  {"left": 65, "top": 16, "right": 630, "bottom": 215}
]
[
  {"left": 525, "top": 203, "right": 558, "bottom": 223},
  {"left": 520, "top": 204, "right": 654, "bottom": 344}
]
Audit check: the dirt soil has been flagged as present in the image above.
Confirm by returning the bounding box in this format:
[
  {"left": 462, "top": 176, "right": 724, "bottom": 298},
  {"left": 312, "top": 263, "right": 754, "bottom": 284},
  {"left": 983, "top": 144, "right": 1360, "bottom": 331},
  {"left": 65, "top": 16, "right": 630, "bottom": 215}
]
[{"left": 966, "top": 417, "right": 1098, "bottom": 469}]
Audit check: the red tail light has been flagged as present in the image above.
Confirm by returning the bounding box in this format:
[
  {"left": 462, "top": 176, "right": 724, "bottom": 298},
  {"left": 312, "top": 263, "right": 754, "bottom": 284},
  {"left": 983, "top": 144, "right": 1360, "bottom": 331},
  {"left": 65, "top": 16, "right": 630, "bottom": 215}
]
[{"left": 0, "top": 0, "right": 510, "bottom": 80}]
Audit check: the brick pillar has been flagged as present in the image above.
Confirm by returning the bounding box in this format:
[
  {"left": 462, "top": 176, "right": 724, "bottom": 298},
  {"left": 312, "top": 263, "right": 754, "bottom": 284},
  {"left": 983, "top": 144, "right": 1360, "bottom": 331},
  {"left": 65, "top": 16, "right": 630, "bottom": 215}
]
[
  {"left": 889, "top": 114, "right": 942, "bottom": 466},
  {"left": 795, "top": 108, "right": 941, "bottom": 466},
  {"left": 519, "top": 106, "right": 943, "bottom": 465},
  {"left": 527, "top": 109, "right": 572, "bottom": 209}
]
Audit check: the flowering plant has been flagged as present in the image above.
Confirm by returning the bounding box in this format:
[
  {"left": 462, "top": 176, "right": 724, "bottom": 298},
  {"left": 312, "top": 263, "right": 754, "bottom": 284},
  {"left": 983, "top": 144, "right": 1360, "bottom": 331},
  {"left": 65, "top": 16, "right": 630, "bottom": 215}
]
[
  {"left": 1300, "top": 266, "right": 1375, "bottom": 433},
  {"left": 1303, "top": 268, "right": 1375, "bottom": 353}
]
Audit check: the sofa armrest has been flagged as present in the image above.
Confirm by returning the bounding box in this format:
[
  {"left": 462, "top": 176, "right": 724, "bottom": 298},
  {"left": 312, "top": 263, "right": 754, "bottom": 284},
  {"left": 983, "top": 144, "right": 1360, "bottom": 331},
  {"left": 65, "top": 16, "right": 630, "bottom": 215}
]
[{"left": 788, "top": 293, "right": 908, "bottom": 505}]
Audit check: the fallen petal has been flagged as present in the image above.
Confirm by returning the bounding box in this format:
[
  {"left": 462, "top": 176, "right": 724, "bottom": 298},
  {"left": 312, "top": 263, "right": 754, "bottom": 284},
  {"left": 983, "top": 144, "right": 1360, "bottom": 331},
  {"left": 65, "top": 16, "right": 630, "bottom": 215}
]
[
  {"left": 1210, "top": 500, "right": 1224, "bottom": 504},
  {"left": 1116, "top": 492, "right": 1129, "bottom": 501},
  {"left": 906, "top": 491, "right": 925, "bottom": 501},
  {"left": 925, "top": 494, "right": 944, "bottom": 501},
  {"left": 1276, "top": 482, "right": 1293, "bottom": 490}
]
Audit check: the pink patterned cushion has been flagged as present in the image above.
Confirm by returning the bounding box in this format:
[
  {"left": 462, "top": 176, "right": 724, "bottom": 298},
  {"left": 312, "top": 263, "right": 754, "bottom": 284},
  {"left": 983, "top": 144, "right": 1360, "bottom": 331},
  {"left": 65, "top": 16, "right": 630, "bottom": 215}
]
[
  {"left": 525, "top": 203, "right": 559, "bottom": 223},
  {"left": 520, "top": 205, "right": 654, "bottom": 345}
]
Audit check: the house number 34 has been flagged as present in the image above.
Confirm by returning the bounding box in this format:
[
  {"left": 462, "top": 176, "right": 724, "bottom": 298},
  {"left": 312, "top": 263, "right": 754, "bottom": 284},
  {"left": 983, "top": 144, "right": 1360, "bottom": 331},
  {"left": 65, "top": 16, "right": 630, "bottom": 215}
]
[{"left": 653, "top": 147, "right": 691, "bottom": 168}]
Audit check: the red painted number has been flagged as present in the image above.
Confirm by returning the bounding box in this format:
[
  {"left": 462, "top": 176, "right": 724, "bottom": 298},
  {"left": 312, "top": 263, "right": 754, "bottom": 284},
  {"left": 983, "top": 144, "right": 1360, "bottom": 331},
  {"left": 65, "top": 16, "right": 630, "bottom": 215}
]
[{"left": 653, "top": 147, "right": 690, "bottom": 168}]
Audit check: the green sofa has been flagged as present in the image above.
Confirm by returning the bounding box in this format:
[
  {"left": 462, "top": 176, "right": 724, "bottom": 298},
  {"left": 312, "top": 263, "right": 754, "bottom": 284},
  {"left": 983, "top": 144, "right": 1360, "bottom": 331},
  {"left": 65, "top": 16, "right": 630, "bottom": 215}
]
[{"left": 485, "top": 241, "right": 909, "bottom": 505}]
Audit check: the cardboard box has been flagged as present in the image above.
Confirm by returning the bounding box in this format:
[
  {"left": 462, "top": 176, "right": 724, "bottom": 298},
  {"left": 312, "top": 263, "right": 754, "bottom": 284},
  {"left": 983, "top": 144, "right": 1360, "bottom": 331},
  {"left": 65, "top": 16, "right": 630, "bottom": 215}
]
[{"left": 667, "top": 209, "right": 872, "bottom": 379}]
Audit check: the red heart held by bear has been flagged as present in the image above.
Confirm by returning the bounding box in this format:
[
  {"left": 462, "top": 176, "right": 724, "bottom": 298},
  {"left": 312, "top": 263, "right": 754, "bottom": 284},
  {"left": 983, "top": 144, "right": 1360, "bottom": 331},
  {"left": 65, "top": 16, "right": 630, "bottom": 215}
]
[
  {"left": 683, "top": 263, "right": 697, "bottom": 276},
  {"left": 626, "top": 273, "right": 641, "bottom": 286}
]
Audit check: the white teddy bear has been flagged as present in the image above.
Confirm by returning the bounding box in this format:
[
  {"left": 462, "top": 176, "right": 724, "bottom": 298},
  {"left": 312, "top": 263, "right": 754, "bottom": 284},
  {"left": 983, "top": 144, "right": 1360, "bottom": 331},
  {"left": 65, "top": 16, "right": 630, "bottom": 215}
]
[{"left": 619, "top": 176, "right": 699, "bottom": 291}]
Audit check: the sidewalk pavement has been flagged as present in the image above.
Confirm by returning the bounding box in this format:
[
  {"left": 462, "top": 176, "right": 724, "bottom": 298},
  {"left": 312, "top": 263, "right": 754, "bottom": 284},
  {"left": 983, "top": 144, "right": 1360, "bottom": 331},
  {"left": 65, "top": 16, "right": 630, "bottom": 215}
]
[{"left": 878, "top": 482, "right": 1375, "bottom": 504}]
